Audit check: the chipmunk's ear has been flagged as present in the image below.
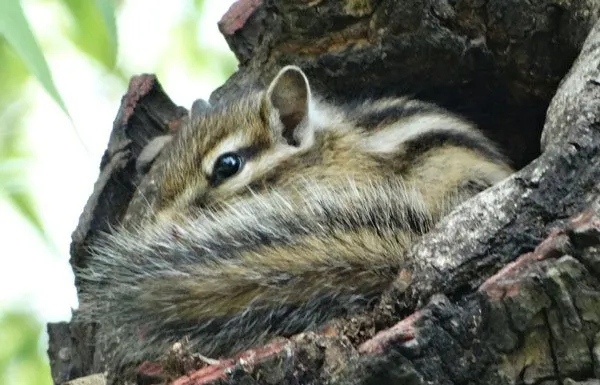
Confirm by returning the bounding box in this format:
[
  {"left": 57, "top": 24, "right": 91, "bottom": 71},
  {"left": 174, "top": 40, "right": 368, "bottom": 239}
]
[{"left": 264, "top": 65, "right": 312, "bottom": 147}]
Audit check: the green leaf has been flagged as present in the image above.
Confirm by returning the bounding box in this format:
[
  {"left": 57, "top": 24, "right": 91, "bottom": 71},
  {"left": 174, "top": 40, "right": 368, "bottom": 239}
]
[
  {"left": 0, "top": 311, "right": 53, "bottom": 385},
  {"left": 0, "top": 0, "right": 69, "bottom": 116},
  {"left": 95, "top": 0, "right": 118, "bottom": 53},
  {"left": 0, "top": 160, "right": 54, "bottom": 249},
  {"left": 0, "top": 116, "right": 54, "bottom": 250},
  {"left": 0, "top": 38, "right": 30, "bottom": 106},
  {"left": 62, "top": 0, "right": 118, "bottom": 69},
  {"left": 5, "top": 189, "right": 46, "bottom": 242}
]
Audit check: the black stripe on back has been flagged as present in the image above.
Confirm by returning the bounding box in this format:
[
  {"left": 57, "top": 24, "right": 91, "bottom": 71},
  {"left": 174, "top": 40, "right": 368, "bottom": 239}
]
[
  {"left": 402, "top": 129, "right": 507, "bottom": 165},
  {"left": 353, "top": 100, "right": 442, "bottom": 130}
]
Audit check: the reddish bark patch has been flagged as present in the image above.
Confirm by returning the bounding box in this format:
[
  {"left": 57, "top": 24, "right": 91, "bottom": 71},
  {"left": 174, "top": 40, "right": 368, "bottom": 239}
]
[{"left": 218, "top": 0, "right": 263, "bottom": 36}]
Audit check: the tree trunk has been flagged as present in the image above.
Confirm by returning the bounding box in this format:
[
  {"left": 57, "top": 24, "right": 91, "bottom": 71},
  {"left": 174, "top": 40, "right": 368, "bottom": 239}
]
[{"left": 47, "top": 1, "right": 600, "bottom": 384}]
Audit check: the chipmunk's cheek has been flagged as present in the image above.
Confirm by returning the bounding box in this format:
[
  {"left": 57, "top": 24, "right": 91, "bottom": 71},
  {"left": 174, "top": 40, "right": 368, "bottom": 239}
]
[{"left": 190, "top": 191, "right": 211, "bottom": 209}]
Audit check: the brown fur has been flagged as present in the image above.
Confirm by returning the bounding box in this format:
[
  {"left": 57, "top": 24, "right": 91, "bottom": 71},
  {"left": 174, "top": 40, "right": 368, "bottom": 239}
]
[{"left": 77, "top": 66, "right": 513, "bottom": 365}]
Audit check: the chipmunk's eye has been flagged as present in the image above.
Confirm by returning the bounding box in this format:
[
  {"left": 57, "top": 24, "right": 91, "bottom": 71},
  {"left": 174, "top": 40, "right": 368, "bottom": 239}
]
[{"left": 211, "top": 152, "right": 243, "bottom": 185}]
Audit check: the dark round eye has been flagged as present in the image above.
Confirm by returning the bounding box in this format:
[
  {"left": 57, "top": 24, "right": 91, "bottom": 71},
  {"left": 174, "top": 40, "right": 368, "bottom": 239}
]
[{"left": 211, "top": 152, "right": 243, "bottom": 185}]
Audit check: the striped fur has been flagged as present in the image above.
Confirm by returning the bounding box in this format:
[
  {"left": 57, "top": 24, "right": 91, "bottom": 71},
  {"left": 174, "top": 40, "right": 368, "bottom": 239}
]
[{"left": 77, "top": 66, "right": 513, "bottom": 365}]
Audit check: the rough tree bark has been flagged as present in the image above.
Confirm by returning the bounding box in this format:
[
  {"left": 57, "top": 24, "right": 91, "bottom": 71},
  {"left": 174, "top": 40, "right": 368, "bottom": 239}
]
[{"left": 47, "top": 0, "right": 600, "bottom": 384}]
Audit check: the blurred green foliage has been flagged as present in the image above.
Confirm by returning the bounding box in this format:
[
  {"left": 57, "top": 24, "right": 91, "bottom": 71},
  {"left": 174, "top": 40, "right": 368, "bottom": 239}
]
[
  {"left": 170, "top": 0, "right": 237, "bottom": 82},
  {"left": 0, "top": 0, "right": 60, "bottom": 244},
  {"left": 0, "top": 0, "right": 236, "bottom": 384},
  {"left": 0, "top": 0, "right": 69, "bottom": 115},
  {"left": 0, "top": 1, "right": 87, "bottom": 384},
  {"left": 63, "top": 0, "right": 119, "bottom": 69},
  {"left": 0, "top": 311, "right": 52, "bottom": 385}
]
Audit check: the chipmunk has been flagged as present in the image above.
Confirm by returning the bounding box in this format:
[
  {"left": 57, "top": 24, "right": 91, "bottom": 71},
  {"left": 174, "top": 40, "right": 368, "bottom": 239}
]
[{"left": 77, "top": 66, "right": 513, "bottom": 366}]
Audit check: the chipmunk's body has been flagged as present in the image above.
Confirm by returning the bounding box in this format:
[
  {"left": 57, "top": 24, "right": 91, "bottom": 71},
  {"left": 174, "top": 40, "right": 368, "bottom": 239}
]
[{"left": 78, "top": 66, "right": 513, "bottom": 364}]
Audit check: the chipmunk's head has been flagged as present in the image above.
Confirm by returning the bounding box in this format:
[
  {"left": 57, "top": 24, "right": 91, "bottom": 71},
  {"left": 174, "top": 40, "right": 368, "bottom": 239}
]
[{"left": 156, "top": 66, "right": 320, "bottom": 215}]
